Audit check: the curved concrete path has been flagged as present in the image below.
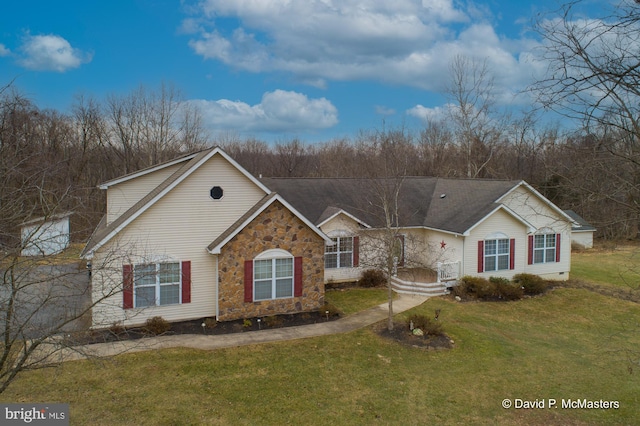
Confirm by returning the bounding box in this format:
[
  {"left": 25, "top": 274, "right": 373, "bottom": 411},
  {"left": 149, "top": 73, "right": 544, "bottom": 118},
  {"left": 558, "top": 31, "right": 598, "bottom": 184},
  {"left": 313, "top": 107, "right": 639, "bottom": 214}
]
[{"left": 55, "top": 293, "right": 429, "bottom": 362}]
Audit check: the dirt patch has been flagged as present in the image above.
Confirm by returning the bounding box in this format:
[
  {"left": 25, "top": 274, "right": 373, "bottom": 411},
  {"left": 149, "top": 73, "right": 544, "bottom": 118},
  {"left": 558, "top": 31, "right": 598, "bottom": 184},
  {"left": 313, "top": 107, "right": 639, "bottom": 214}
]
[
  {"left": 375, "top": 321, "right": 454, "bottom": 351},
  {"left": 71, "top": 310, "right": 340, "bottom": 346}
]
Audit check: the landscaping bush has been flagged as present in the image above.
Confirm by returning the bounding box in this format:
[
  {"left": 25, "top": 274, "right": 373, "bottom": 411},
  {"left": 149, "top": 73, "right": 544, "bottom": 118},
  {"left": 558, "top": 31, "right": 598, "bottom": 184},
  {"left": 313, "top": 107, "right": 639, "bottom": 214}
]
[
  {"left": 406, "top": 314, "right": 444, "bottom": 336},
  {"left": 458, "top": 276, "right": 496, "bottom": 299},
  {"left": 144, "top": 316, "right": 171, "bottom": 335},
  {"left": 495, "top": 281, "right": 524, "bottom": 301},
  {"left": 357, "top": 269, "right": 387, "bottom": 288},
  {"left": 489, "top": 276, "right": 510, "bottom": 286},
  {"left": 513, "top": 273, "right": 548, "bottom": 295}
]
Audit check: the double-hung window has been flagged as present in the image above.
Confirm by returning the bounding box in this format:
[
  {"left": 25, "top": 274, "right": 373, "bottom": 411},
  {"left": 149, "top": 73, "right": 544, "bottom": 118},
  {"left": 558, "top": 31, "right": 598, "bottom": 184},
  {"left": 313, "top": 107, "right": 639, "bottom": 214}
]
[
  {"left": 484, "top": 238, "right": 510, "bottom": 272},
  {"left": 134, "top": 262, "right": 181, "bottom": 307},
  {"left": 534, "top": 234, "right": 557, "bottom": 263},
  {"left": 254, "top": 257, "right": 294, "bottom": 301},
  {"left": 325, "top": 236, "right": 353, "bottom": 269}
]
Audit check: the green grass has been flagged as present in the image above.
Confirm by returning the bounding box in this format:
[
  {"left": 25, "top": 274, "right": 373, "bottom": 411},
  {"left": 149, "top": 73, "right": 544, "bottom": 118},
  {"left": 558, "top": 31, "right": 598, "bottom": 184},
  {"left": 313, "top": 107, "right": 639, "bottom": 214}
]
[
  {"left": 2, "top": 288, "right": 639, "bottom": 425},
  {"left": 325, "top": 287, "right": 390, "bottom": 315},
  {"left": 571, "top": 245, "right": 640, "bottom": 289}
]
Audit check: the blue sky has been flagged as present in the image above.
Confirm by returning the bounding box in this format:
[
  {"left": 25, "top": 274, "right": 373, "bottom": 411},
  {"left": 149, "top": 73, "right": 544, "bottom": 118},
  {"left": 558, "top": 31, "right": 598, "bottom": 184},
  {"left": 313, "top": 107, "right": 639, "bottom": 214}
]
[{"left": 0, "top": 0, "right": 597, "bottom": 142}]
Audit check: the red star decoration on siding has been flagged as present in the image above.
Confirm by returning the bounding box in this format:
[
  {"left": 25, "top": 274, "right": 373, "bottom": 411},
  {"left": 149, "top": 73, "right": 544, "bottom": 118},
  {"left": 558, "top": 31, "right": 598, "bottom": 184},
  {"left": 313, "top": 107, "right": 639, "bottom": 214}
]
[{"left": 440, "top": 240, "right": 447, "bottom": 249}]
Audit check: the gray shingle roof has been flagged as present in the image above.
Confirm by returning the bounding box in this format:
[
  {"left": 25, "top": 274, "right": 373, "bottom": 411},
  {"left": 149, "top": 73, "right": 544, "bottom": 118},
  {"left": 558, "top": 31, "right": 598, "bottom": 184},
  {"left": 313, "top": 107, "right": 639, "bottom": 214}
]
[
  {"left": 260, "top": 177, "right": 520, "bottom": 234},
  {"left": 563, "top": 210, "right": 596, "bottom": 232}
]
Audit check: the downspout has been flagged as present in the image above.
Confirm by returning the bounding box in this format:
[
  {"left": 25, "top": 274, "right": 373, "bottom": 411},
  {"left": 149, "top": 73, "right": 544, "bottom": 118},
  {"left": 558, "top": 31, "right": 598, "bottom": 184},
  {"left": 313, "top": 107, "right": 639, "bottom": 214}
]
[{"left": 214, "top": 255, "right": 219, "bottom": 318}]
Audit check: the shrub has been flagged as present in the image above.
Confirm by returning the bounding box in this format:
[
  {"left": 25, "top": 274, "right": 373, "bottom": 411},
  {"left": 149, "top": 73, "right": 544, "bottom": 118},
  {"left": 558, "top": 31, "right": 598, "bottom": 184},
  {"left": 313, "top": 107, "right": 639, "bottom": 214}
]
[
  {"left": 458, "top": 276, "right": 496, "bottom": 299},
  {"left": 406, "top": 314, "right": 444, "bottom": 336},
  {"left": 242, "top": 318, "right": 252, "bottom": 328},
  {"left": 263, "top": 315, "right": 284, "bottom": 328},
  {"left": 495, "top": 281, "right": 524, "bottom": 301},
  {"left": 358, "top": 269, "right": 387, "bottom": 288},
  {"left": 489, "top": 276, "right": 510, "bottom": 286},
  {"left": 513, "top": 273, "right": 548, "bottom": 295},
  {"left": 144, "top": 316, "right": 171, "bottom": 335}
]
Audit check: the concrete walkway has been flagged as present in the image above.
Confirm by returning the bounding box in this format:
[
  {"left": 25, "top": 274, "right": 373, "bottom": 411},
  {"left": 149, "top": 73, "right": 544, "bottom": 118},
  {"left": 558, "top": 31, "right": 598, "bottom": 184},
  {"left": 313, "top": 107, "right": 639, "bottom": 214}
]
[{"left": 56, "top": 293, "right": 428, "bottom": 362}]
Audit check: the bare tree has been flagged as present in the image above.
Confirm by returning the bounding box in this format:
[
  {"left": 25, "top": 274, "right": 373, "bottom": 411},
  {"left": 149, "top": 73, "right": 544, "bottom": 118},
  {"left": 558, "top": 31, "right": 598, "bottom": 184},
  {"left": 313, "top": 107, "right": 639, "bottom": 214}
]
[
  {"left": 531, "top": 0, "right": 640, "bottom": 238},
  {"left": 105, "top": 83, "right": 208, "bottom": 174},
  {"left": 445, "top": 55, "right": 504, "bottom": 178}
]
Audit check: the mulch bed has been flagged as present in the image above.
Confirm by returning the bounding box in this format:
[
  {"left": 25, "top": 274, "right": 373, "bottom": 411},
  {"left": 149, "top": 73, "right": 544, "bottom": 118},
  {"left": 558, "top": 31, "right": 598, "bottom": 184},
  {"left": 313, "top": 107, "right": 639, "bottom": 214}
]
[
  {"left": 375, "top": 321, "right": 454, "bottom": 351},
  {"left": 71, "top": 310, "right": 340, "bottom": 346}
]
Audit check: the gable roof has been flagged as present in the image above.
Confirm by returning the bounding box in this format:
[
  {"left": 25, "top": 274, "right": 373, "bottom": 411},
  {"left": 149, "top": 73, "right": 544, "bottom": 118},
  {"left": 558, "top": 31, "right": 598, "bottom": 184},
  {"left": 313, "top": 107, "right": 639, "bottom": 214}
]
[
  {"left": 564, "top": 210, "right": 596, "bottom": 232},
  {"left": 98, "top": 151, "right": 200, "bottom": 189},
  {"left": 81, "top": 147, "right": 270, "bottom": 258},
  {"left": 207, "top": 193, "right": 332, "bottom": 254},
  {"left": 260, "top": 177, "right": 522, "bottom": 235}
]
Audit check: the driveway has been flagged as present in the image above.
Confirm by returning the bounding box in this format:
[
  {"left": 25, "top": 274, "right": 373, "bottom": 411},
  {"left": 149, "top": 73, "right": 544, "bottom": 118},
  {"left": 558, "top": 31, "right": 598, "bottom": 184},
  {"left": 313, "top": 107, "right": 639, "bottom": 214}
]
[{"left": 0, "top": 262, "right": 91, "bottom": 340}]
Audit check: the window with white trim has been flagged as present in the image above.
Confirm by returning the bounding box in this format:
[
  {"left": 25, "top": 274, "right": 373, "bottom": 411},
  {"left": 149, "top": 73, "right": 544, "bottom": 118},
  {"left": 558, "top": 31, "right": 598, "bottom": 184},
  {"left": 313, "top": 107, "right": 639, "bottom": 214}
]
[
  {"left": 325, "top": 236, "right": 353, "bottom": 268},
  {"left": 484, "top": 237, "right": 510, "bottom": 272},
  {"left": 254, "top": 253, "right": 294, "bottom": 301},
  {"left": 134, "top": 262, "right": 181, "bottom": 307},
  {"left": 534, "top": 233, "right": 557, "bottom": 263}
]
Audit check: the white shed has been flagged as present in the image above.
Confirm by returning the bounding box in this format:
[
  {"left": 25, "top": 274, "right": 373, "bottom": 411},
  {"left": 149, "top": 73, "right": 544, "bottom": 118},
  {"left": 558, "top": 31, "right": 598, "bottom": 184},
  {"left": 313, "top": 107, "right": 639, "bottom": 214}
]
[
  {"left": 20, "top": 212, "right": 72, "bottom": 256},
  {"left": 564, "top": 210, "right": 596, "bottom": 249}
]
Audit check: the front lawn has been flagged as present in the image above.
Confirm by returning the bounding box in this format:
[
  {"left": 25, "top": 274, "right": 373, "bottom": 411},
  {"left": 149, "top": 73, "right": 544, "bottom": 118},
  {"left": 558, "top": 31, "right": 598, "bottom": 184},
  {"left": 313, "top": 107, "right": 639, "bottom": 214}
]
[
  {"left": 325, "top": 287, "right": 390, "bottom": 315},
  {"left": 2, "top": 288, "right": 638, "bottom": 425},
  {"left": 571, "top": 245, "right": 640, "bottom": 289}
]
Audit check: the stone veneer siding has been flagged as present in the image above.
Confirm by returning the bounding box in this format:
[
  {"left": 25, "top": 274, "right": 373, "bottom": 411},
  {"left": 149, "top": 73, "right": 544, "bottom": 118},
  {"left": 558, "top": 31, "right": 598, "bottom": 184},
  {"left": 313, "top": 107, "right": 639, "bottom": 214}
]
[{"left": 217, "top": 201, "right": 325, "bottom": 321}]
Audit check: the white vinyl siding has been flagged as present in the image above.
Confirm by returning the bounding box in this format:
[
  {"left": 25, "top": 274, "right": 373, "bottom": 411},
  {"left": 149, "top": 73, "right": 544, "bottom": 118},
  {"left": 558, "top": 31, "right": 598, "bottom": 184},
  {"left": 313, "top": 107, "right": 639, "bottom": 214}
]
[
  {"left": 492, "top": 186, "right": 571, "bottom": 280},
  {"left": 106, "top": 163, "right": 183, "bottom": 224},
  {"left": 92, "top": 153, "right": 266, "bottom": 327},
  {"left": 320, "top": 214, "right": 362, "bottom": 283},
  {"left": 465, "top": 209, "right": 525, "bottom": 278}
]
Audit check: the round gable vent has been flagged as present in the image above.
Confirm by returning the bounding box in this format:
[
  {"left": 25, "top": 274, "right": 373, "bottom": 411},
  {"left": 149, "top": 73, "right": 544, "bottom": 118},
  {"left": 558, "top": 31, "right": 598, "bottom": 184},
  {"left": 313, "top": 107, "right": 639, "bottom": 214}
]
[{"left": 210, "top": 186, "right": 224, "bottom": 200}]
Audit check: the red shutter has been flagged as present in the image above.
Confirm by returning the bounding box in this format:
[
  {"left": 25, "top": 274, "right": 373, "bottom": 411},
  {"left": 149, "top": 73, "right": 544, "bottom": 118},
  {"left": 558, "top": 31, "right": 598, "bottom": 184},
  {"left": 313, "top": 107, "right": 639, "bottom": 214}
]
[
  {"left": 294, "top": 256, "right": 303, "bottom": 297},
  {"left": 477, "top": 241, "right": 484, "bottom": 273},
  {"left": 181, "top": 261, "right": 191, "bottom": 304},
  {"left": 352, "top": 236, "right": 359, "bottom": 267},
  {"left": 123, "top": 264, "right": 133, "bottom": 309},
  {"left": 244, "top": 260, "right": 253, "bottom": 302},
  {"left": 555, "top": 234, "right": 561, "bottom": 262},
  {"left": 509, "top": 239, "right": 515, "bottom": 270},
  {"left": 528, "top": 235, "right": 534, "bottom": 265}
]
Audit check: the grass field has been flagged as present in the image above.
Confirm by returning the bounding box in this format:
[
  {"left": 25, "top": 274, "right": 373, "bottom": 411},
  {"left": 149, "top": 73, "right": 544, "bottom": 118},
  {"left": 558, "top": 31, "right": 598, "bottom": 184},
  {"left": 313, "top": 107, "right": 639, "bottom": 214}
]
[
  {"left": 2, "top": 285, "right": 639, "bottom": 425},
  {"left": 1, "top": 249, "right": 639, "bottom": 424},
  {"left": 571, "top": 244, "right": 640, "bottom": 289},
  {"left": 325, "top": 287, "right": 390, "bottom": 315}
]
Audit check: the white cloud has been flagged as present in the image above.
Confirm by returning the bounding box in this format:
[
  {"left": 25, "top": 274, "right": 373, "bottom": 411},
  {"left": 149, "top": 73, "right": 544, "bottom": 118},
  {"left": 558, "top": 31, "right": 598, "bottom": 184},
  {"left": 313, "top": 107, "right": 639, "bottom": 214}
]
[
  {"left": 0, "top": 44, "right": 10, "bottom": 57},
  {"left": 185, "top": 0, "right": 543, "bottom": 97},
  {"left": 407, "top": 104, "right": 451, "bottom": 123},
  {"left": 19, "top": 34, "right": 92, "bottom": 72},
  {"left": 189, "top": 90, "right": 338, "bottom": 133}
]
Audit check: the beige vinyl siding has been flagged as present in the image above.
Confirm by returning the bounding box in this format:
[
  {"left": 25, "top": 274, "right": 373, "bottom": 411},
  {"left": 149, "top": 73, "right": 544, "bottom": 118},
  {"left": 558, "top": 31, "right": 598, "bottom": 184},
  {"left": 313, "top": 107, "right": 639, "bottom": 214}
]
[
  {"left": 418, "top": 229, "right": 464, "bottom": 268},
  {"left": 500, "top": 186, "right": 571, "bottom": 280},
  {"left": 106, "top": 163, "right": 184, "bottom": 225},
  {"left": 464, "top": 209, "right": 527, "bottom": 279},
  {"left": 92, "top": 153, "right": 266, "bottom": 327},
  {"left": 320, "top": 213, "right": 361, "bottom": 283}
]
